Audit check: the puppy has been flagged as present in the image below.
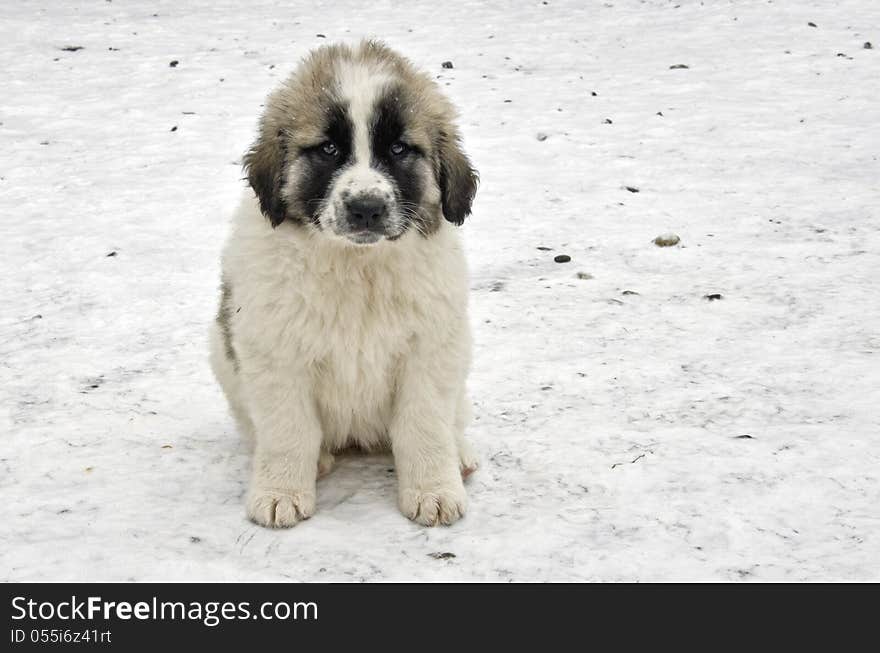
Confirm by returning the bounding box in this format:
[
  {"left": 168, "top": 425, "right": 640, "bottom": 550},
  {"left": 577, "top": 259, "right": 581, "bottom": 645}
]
[{"left": 209, "top": 41, "right": 479, "bottom": 528}]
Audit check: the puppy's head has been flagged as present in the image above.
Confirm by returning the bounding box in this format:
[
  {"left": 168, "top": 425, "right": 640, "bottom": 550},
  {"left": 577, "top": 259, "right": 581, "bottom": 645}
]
[{"left": 243, "top": 41, "right": 478, "bottom": 244}]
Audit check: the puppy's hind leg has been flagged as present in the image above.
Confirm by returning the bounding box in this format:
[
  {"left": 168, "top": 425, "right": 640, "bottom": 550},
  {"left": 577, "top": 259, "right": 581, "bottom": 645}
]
[
  {"left": 317, "top": 450, "right": 336, "bottom": 478},
  {"left": 454, "top": 393, "right": 479, "bottom": 479},
  {"left": 209, "top": 322, "right": 255, "bottom": 442}
]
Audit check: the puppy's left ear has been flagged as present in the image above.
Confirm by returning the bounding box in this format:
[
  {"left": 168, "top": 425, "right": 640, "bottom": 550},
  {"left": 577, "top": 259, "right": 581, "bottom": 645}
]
[{"left": 437, "top": 131, "right": 479, "bottom": 225}]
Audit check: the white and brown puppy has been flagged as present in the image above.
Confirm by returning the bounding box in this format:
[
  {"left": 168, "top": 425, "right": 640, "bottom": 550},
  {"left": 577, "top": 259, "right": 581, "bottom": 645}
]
[{"left": 209, "top": 41, "right": 479, "bottom": 528}]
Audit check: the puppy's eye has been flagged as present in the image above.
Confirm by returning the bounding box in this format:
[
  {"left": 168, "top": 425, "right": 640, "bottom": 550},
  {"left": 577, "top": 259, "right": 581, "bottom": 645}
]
[
  {"left": 390, "top": 141, "right": 408, "bottom": 156},
  {"left": 321, "top": 142, "right": 338, "bottom": 157}
]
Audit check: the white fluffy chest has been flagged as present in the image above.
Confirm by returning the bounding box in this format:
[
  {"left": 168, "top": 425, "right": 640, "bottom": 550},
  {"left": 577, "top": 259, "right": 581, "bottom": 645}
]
[
  {"left": 228, "top": 219, "right": 462, "bottom": 449},
  {"left": 302, "top": 267, "right": 418, "bottom": 447}
]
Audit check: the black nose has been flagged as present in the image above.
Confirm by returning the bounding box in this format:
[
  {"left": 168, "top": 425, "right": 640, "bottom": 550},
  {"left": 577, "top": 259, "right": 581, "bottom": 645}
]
[{"left": 346, "top": 196, "right": 387, "bottom": 230}]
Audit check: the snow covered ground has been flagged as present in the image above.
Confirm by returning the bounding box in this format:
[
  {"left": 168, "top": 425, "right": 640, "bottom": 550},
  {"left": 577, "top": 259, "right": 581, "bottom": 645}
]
[{"left": 2, "top": 0, "right": 878, "bottom": 582}]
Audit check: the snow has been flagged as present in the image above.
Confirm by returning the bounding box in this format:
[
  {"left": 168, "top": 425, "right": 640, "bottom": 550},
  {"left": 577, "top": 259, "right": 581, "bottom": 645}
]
[{"left": 2, "top": 0, "right": 879, "bottom": 581}]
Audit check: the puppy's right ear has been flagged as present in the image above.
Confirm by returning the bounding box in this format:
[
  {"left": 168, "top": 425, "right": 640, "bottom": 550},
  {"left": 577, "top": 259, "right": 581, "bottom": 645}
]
[{"left": 242, "top": 126, "right": 287, "bottom": 227}]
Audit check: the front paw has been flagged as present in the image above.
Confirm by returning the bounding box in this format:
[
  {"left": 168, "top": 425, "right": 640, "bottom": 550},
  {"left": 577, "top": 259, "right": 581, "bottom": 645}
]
[
  {"left": 247, "top": 487, "right": 315, "bottom": 528},
  {"left": 399, "top": 477, "right": 467, "bottom": 526}
]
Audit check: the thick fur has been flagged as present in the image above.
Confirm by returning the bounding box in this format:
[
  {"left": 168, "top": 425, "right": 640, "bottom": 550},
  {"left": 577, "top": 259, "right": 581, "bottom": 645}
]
[{"left": 210, "top": 41, "right": 479, "bottom": 528}]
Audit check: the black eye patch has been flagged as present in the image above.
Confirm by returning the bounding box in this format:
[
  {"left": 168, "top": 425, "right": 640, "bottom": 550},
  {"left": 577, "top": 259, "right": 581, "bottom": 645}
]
[
  {"left": 370, "top": 92, "right": 423, "bottom": 208},
  {"left": 293, "top": 103, "right": 353, "bottom": 224},
  {"left": 303, "top": 104, "right": 353, "bottom": 161},
  {"left": 370, "top": 94, "right": 421, "bottom": 160}
]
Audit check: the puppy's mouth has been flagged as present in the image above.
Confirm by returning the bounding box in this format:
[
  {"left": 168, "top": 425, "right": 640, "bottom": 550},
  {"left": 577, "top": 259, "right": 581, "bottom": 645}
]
[{"left": 345, "top": 230, "right": 385, "bottom": 245}]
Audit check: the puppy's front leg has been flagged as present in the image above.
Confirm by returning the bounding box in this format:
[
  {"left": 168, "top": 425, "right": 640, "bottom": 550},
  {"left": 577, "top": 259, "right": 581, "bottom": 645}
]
[
  {"left": 391, "top": 354, "right": 468, "bottom": 527},
  {"left": 244, "top": 367, "right": 322, "bottom": 528}
]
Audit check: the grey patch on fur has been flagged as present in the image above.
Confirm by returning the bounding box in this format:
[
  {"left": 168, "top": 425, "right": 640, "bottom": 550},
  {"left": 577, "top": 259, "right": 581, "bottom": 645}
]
[{"left": 217, "top": 280, "right": 239, "bottom": 372}]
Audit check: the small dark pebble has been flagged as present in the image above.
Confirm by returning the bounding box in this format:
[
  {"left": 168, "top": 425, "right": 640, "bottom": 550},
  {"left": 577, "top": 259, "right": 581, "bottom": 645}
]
[
  {"left": 169, "top": 60, "right": 178, "bottom": 67},
  {"left": 182, "top": 111, "right": 196, "bottom": 115},
  {"left": 603, "top": 118, "right": 613, "bottom": 124},
  {"left": 536, "top": 132, "right": 548, "bottom": 141},
  {"left": 428, "top": 552, "right": 456, "bottom": 560},
  {"left": 503, "top": 99, "right": 512, "bottom": 103},
  {"left": 536, "top": 246, "right": 553, "bottom": 251},
  {"left": 106, "top": 251, "right": 117, "bottom": 257},
  {"left": 316, "top": 33, "right": 326, "bottom": 38},
  {"left": 654, "top": 233, "right": 680, "bottom": 247},
  {"left": 554, "top": 254, "right": 571, "bottom": 263},
  {"left": 734, "top": 434, "right": 754, "bottom": 439},
  {"left": 656, "top": 111, "right": 664, "bottom": 116},
  {"left": 190, "top": 536, "right": 201, "bottom": 543},
  {"left": 864, "top": 42, "right": 873, "bottom": 49},
  {"left": 442, "top": 61, "right": 454, "bottom": 69},
  {"left": 622, "top": 290, "right": 639, "bottom": 295},
  {"left": 836, "top": 52, "right": 847, "bottom": 57},
  {"left": 591, "top": 91, "right": 598, "bottom": 96},
  {"left": 31, "top": 314, "right": 43, "bottom": 320},
  {"left": 58, "top": 508, "right": 71, "bottom": 514},
  {"left": 703, "top": 293, "right": 723, "bottom": 301},
  {"left": 170, "top": 125, "right": 177, "bottom": 132},
  {"left": 489, "top": 281, "right": 504, "bottom": 292},
  {"left": 807, "top": 22, "right": 817, "bottom": 27},
  {"left": 669, "top": 64, "right": 689, "bottom": 69},
  {"left": 625, "top": 186, "right": 639, "bottom": 193},
  {"left": 61, "top": 46, "right": 84, "bottom": 52},
  {"left": 108, "top": 47, "right": 119, "bottom": 51},
  {"left": 90, "top": 384, "right": 100, "bottom": 389},
  {"left": 40, "top": 141, "right": 49, "bottom": 145}
]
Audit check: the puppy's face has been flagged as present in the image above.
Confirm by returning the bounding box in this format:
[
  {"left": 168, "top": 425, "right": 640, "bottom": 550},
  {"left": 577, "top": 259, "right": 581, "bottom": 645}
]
[
  {"left": 244, "top": 42, "right": 478, "bottom": 244},
  {"left": 288, "top": 80, "right": 429, "bottom": 244}
]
